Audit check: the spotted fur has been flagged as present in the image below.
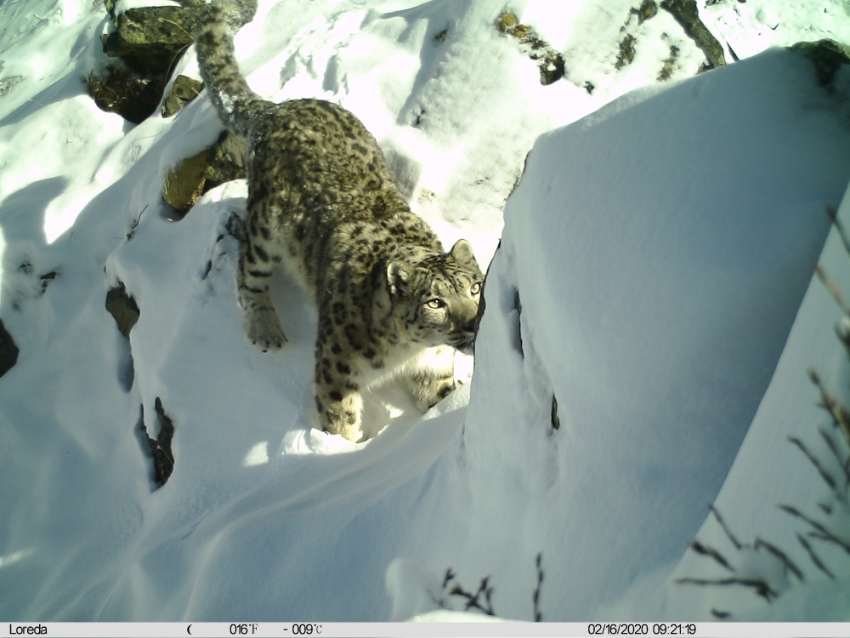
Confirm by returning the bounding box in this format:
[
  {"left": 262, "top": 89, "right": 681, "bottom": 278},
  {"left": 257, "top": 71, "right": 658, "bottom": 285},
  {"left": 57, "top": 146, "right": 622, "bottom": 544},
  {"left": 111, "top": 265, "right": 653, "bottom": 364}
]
[{"left": 195, "top": 0, "right": 484, "bottom": 441}]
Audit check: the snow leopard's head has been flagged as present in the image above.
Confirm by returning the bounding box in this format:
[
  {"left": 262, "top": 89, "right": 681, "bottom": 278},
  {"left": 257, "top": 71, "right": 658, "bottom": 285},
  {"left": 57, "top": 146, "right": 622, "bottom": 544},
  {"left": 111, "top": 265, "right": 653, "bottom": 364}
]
[{"left": 387, "top": 239, "right": 484, "bottom": 353}]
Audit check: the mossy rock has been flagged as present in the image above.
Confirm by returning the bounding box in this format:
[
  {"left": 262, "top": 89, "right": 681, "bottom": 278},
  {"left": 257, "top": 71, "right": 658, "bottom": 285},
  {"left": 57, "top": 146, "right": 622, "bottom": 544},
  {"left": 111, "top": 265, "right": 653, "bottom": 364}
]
[
  {"left": 90, "top": 5, "right": 199, "bottom": 122},
  {"left": 496, "top": 12, "right": 519, "bottom": 32},
  {"left": 0, "top": 318, "right": 19, "bottom": 379},
  {"left": 205, "top": 131, "right": 247, "bottom": 189},
  {"left": 103, "top": 7, "right": 198, "bottom": 61},
  {"left": 163, "top": 132, "right": 247, "bottom": 214},
  {"left": 162, "top": 74, "right": 203, "bottom": 117},
  {"left": 163, "top": 149, "right": 208, "bottom": 212},
  {"left": 791, "top": 39, "right": 850, "bottom": 88}
]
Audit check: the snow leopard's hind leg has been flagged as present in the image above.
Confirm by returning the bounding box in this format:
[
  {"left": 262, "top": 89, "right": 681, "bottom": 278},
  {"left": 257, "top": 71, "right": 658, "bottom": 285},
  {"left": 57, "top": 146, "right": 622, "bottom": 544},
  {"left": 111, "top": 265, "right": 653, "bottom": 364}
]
[{"left": 236, "top": 208, "right": 287, "bottom": 351}]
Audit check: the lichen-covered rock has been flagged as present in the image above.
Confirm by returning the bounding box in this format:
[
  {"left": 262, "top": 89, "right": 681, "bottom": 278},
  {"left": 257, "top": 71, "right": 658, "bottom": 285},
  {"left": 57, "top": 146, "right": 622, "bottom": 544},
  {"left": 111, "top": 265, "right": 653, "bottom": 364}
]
[
  {"left": 163, "top": 149, "right": 208, "bottom": 212},
  {"left": 616, "top": 34, "right": 637, "bottom": 70},
  {"left": 102, "top": 7, "right": 198, "bottom": 67},
  {"left": 660, "top": 0, "right": 726, "bottom": 70},
  {"left": 89, "top": 5, "right": 199, "bottom": 122},
  {"left": 105, "top": 283, "right": 140, "bottom": 338},
  {"left": 104, "top": 0, "right": 203, "bottom": 22},
  {"left": 204, "top": 131, "right": 247, "bottom": 189},
  {"left": 658, "top": 44, "right": 681, "bottom": 81},
  {"left": 791, "top": 39, "right": 850, "bottom": 88},
  {"left": 163, "top": 132, "right": 247, "bottom": 214},
  {"left": 0, "top": 319, "right": 19, "bottom": 379},
  {"left": 634, "top": 0, "right": 658, "bottom": 24},
  {"left": 496, "top": 12, "right": 566, "bottom": 86},
  {"left": 162, "top": 74, "right": 203, "bottom": 117}
]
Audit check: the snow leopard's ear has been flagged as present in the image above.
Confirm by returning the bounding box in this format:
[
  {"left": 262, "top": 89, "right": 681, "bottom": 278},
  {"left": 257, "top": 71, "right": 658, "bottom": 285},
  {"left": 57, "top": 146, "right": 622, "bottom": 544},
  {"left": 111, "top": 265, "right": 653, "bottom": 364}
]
[
  {"left": 386, "top": 260, "right": 410, "bottom": 296},
  {"left": 449, "top": 239, "right": 476, "bottom": 266}
]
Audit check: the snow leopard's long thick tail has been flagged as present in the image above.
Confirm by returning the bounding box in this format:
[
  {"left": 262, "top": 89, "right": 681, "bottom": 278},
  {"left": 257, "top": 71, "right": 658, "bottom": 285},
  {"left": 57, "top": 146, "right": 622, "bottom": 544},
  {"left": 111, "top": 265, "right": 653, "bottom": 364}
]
[{"left": 195, "top": 0, "right": 265, "bottom": 136}]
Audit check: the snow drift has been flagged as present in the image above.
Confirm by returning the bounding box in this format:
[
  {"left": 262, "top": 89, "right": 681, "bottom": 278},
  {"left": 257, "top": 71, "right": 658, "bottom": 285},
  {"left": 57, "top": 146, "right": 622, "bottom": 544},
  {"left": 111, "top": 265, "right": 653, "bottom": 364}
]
[{"left": 436, "top": 46, "right": 850, "bottom": 620}]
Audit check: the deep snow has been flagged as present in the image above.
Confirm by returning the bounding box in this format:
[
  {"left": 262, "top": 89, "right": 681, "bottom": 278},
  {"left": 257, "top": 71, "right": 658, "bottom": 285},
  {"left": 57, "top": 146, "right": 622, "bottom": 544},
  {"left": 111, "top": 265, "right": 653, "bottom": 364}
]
[{"left": 1, "top": 0, "right": 850, "bottom": 625}]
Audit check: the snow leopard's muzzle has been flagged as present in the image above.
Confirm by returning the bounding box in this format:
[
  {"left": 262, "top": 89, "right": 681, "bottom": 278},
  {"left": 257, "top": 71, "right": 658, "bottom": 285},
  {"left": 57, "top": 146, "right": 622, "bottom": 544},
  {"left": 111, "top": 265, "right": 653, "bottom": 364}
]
[{"left": 449, "top": 310, "right": 478, "bottom": 354}]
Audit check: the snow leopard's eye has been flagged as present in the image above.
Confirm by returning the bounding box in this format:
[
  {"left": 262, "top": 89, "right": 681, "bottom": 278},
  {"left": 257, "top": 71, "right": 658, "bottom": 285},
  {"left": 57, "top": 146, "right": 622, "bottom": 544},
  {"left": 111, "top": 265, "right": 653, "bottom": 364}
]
[
  {"left": 470, "top": 282, "right": 482, "bottom": 296},
  {"left": 425, "top": 298, "right": 445, "bottom": 309}
]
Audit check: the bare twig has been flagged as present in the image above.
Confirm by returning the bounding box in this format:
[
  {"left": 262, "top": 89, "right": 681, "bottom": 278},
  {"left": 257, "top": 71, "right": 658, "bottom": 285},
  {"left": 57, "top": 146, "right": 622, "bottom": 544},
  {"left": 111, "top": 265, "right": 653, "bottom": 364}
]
[
  {"left": 532, "top": 552, "right": 544, "bottom": 622},
  {"left": 675, "top": 577, "right": 778, "bottom": 602},
  {"left": 709, "top": 505, "right": 742, "bottom": 550},
  {"left": 450, "top": 576, "right": 495, "bottom": 615},
  {"left": 797, "top": 534, "right": 835, "bottom": 579},
  {"left": 440, "top": 570, "right": 496, "bottom": 616},
  {"left": 442, "top": 568, "right": 456, "bottom": 590},
  {"left": 826, "top": 204, "right": 850, "bottom": 260},
  {"left": 754, "top": 538, "right": 804, "bottom": 582},
  {"left": 163, "top": 42, "right": 192, "bottom": 85},
  {"left": 809, "top": 369, "right": 850, "bottom": 448},
  {"left": 690, "top": 540, "right": 735, "bottom": 573},
  {"left": 818, "top": 427, "right": 850, "bottom": 490},
  {"left": 788, "top": 436, "right": 837, "bottom": 490},
  {"left": 815, "top": 265, "right": 850, "bottom": 316},
  {"left": 779, "top": 504, "right": 850, "bottom": 555},
  {"left": 157, "top": 17, "right": 194, "bottom": 42}
]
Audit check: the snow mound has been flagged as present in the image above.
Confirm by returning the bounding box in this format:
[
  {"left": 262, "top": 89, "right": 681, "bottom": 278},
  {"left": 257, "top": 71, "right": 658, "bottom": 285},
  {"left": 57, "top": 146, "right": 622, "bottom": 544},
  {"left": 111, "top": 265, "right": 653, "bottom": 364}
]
[{"left": 386, "top": 46, "right": 850, "bottom": 621}]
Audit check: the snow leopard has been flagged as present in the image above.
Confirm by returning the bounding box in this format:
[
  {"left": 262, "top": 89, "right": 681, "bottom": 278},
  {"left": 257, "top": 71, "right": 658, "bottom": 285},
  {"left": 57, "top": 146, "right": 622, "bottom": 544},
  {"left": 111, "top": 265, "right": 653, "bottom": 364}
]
[{"left": 195, "top": 0, "right": 484, "bottom": 441}]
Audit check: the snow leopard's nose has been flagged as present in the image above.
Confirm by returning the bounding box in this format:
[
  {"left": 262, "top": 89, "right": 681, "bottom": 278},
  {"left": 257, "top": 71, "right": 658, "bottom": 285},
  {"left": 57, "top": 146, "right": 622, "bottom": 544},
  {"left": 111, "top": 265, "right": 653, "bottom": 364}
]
[{"left": 457, "top": 298, "right": 478, "bottom": 332}]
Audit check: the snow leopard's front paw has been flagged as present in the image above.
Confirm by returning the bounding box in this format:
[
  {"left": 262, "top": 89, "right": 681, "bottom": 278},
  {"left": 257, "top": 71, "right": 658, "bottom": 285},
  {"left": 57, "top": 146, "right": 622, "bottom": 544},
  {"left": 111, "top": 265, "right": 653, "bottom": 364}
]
[
  {"left": 244, "top": 309, "right": 287, "bottom": 352},
  {"left": 317, "top": 386, "right": 365, "bottom": 442},
  {"left": 413, "top": 376, "right": 456, "bottom": 412},
  {"left": 403, "top": 347, "right": 457, "bottom": 411}
]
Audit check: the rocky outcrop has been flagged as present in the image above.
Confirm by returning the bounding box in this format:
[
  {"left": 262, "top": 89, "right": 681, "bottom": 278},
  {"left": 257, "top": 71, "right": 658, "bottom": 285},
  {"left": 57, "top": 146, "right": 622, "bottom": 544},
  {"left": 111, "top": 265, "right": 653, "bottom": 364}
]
[
  {"left": 792, "top": 39, "right": 850, "bottom": 88},
  {"left": 88, "top": 3, "right": 201, "bottom": 123},
  {"left": 85, "top": 3, "right": 247, "bottom": 211},
  {"left": 495, "top": 12, "right": 566, "bottom": 86},
  {"left": 105, "top": 282, "right": 140, "bottom": 339},
  {"left": 143, "top": 397, "right": 176, "bottom": 486},
  {"left": 105, "top": 283, "right": 177, "bottom": 486},
  {"left": 163, "top": 131, "right": 247, "bottom": 214},
  {"left": 660, "top": 0, "right": 726, "bottom": 70},
  {"left": 0, "top": 319, "right": 19, "bottom": 379},
  {"left": 632, "top": 0, "right": 658, "bottom": 24},
  {"left": 616, "top": 34, "right": 637, "bottom": 70}
]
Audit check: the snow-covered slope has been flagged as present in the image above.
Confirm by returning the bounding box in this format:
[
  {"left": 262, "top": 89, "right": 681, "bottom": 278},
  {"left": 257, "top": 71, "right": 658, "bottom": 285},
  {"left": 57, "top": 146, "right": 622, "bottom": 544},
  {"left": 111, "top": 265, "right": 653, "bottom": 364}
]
[
  {"left": 1, "top": 0, "right": 850, "bottom": 624},
  {"left": 445, "top": 46, "right": 850, "bottom": 621}
]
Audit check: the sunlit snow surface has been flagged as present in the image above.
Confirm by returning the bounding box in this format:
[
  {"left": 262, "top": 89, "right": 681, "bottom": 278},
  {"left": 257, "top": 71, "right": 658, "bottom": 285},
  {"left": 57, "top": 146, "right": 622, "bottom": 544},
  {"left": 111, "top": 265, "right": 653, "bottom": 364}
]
[{"left": 1, "top": 0, "right": 850, "bottom": 624}]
